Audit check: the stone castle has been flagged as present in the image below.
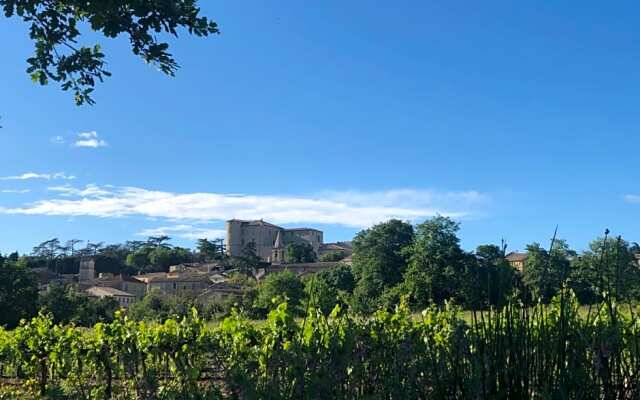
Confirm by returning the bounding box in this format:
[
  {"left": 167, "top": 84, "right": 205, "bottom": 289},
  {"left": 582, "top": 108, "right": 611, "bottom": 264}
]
[{"left": 225, "top": 219, "right": 323, "bottom": 264}]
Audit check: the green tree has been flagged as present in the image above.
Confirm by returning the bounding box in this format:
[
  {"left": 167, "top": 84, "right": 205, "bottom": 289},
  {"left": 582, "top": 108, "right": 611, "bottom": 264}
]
[
  {"left": 0, "top": 256, "right": 38, "bottom": 328},
  {"left": 522, "top": 239, "right": 573, "bottom": 303},
  {"left": 229, "top": 242, "right": 262, "bottom": 276},
  {"left": 146, "top": 235, "right": 172, "bottom": 249},
  {"left": 471, "top": 244, "right": 520, "bottom": 308},
  {"left": 38, "top": 285, "right": 117, "bottom": 325},
  {"left": 319, "top": 251, "right": 346, "bottom": 262},
  {"left": 197, "top": 238, "right": 223, "bottom": 261},
  {"left": 32, "top": 238, "right": 61, "bottom": 262},
  {"left": 148, "top": 246, "right": 192, "bottom": 271},
  {"left": 2, "top": 0, "right": 219, "bottom": 105},
  {"left": 254, "top": 270, "right": 305, "bottom": 316},
  {"left": 305, "top": 265, "right": 355, "bottom": 314},
  {"left": 401, "top": 216, "right": 470, "bottom": 307},
  {"left": 125, "top": 248, "right": 151, "bottom": 271},
  {"left": 569, "top": 235, "right": 640, "bottom": 303},
  {"left": 316, "top": 264, "right": 356, "bottom": 293},
  {"left": 350, "top": 219, "right": 414, "bottom": 313},
  {"left": 65, "top": 239, "right": 83, "bottom": 257},
  {"left": 284, "top": 242, "right": 316, "bottom": 263}
]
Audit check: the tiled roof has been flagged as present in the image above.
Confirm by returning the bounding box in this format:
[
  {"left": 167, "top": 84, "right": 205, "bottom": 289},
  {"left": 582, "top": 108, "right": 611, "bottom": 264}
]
[
  {"left": 505, "top": 252, "right": 527, "bottom": 262},
  {"left": 228, "top": 219, "right": 282, "bottom": 229},
  {"left": 141, "top": 272, "right": 211, "bottom": 283},
  {"left": 86, "top": 286, "right": 136, "bottom": 297}
]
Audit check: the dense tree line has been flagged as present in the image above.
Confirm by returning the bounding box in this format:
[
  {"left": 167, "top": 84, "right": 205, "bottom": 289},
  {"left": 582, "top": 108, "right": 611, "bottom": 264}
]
[
  {"left": 1, "top": 218, "right": 639, "bottom": 328},
  {"left": 22, "top": 235, "right": 223, "bottom": 275},
  {"left": 0, "top": 235, "right": 229, "bottom": 328},
  {"left": 252, "top": 217, "right": 640, "bottom": 317}
]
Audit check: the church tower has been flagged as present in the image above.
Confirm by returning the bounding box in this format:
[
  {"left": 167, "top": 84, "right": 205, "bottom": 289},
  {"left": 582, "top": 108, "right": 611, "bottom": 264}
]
[{"left": 271, "top": 231, "right": 286, "bottom": 264}]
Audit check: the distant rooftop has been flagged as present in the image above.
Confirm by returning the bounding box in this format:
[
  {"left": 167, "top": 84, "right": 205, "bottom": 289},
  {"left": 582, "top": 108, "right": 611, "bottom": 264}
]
[
  {"left": 227, "top": 219, "right": 282, "bottom": 229},
  {"left": 505, "top": 252, "right": 527, "bottom": 262},
  {"left": 86, "top": 286, "right": 135, "bottom": 297}
]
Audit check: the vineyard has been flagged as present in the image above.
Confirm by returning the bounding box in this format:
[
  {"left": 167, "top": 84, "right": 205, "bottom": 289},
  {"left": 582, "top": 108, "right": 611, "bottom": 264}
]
[{"left": 0, "top": 292, "right": 639, "bottom": 399}]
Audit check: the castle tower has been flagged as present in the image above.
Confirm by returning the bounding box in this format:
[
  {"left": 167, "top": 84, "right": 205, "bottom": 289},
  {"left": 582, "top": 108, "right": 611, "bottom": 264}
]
[
  {"left": 78, "top": 257, "right": 96, "bottom": 282},
  {"left": 226, "top": 219, "right": 244, "bottom": 257},
  {"left": 271, "top": 231, "right": 286, "bottom": 264}
]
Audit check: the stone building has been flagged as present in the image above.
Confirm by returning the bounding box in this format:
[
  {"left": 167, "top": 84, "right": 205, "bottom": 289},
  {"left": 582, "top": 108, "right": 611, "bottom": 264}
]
[
  {"left": 134, "top": 270, "right": 211, "bottom": 295},
  {"left": 506, "top": 252, "right": 527, "bottom": 271},
  {"left": 78, "top": 257, "right": 97, "bottom": 282},
  {"left": 79, "top": 273, "right": 147, "bottom": 299},
  {"left": 226, "top": 219, "right": 323, "bottom": 262},
  {"left": 84, "top": 286, "right": 138, "bottom": 308},
  {"left": 85, "top": 286, "right": 137, "bottom": 308}
]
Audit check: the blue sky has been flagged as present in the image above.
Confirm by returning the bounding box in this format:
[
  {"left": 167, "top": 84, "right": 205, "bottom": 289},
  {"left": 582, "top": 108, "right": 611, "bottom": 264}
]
[{"left": 1, "top": 1, "right": 640, "bottom": 254}]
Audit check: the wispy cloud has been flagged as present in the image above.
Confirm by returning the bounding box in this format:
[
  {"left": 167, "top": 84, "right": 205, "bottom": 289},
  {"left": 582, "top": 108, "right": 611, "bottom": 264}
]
[
  {"left": 0, "top": 184, "right": 488, "bottom": 228},
  {"left": 0, "top": 172, "right": 75, "bottom": 181},
  {"left": 0, "top": 189, "right": 31, "bottom": 194},
  {"left": 50, "top": 135, "right": 65, "bottom": 145},
  {"left": 73, "top": 131, "right": 108, "bottom": 148},
  {"left": 48, "top": 184, "right": 113, "bottom": 197},
  {"left": 137, "top": 225, "right": 226, "bottom": 240},
  {"left": 624, "top": 194, "right": 640, "bottom": 203}
]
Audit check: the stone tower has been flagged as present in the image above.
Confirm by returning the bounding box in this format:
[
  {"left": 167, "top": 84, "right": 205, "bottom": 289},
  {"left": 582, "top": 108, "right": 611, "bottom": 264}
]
[
  {"left": 78, "top": 257, "right": 96, "bottom": 282},
  {"left": 271, "top": 231, "right": 286, "bottom": 264}
]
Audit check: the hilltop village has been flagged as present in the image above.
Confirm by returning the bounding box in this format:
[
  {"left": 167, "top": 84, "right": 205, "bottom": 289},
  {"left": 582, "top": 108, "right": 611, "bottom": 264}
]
[
  {"left": 6, "top": 217, "right": 640, "bottom": 316},
  {"left": 33, "top": 219, "right": 353, "bottom": 308}
]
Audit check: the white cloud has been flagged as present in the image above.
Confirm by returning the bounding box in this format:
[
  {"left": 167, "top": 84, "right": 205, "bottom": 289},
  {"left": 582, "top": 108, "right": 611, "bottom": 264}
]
[
  {"left": 0, "top": 172, "right": 75, "bottom": 181},
  {"left": 137, "top": 225, "right": 226, "bottom": 240},
  {"left": 624, "top": 194, "right": 640, "bottom": 203},
  {"left": 0, "top": 189, "right": 31, "bottom": 194},
  {"left": 48, "top": 184, "right": 113, "bottom": 197},
  {"left": 0, "top": 184, "right": 488, "bottom": 228},
  {"left": 50, "top": 135, "right": 65, "bottom": 144},
  {"left": 73, "top": 131, "right": 108, "bottom": 148}
]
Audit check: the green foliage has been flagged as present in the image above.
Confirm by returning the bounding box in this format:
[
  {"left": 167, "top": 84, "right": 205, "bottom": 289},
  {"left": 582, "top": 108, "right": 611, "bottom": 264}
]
[
  {"left": 522, "top": 240, "right": 573, "bottom": 302},
  {"left": 350, "top": 219, "right": 414, "bottom": 313},
  {"left": 470, "top": 244, "right": 520, "bottom": 308},
  {"left": 318, "top": 250, "right": 346, "bottom": 262},
  {"left": 304, "top": 265, "right": 356, "bottom": 314},
  {"left": 196, "top": 238, "right": 224, "bottom": 261},
  {"left": 0, "top": 257, "right": 38, "bottom": 328},
  {"left": 228, "top": 242, "right": 263, "bottom": 276},
  {"left": 2, "top": 293, "right": 640, "bottom": 398},
  {"left": 125, "top": 249, "right": 151, "bottom": 271},
  {"left": 254, "top": 270, "right": 305, "bottom": 315},
  {"left": 38, "top": 285, "right": 118, "bottom": 326},
  {"left": 284, "top": 242, "right": 316, "bottom": 263},
  {"left": 124, "top": 240, "right": 193, "bottom": 273},
  {"left": 127, "top": 289, "right": 198, "bottom": 322},
  {"left": 197, "top": 272, "right": 258, "bottom": 318},
  {"left": 316, "top": 264, "right": 356, "bottom": 293},
  {"left": 402, "top": 216, "right": 470, "bottom": 307},
  {"left": 148, "top": 246, "right": 192, "bottom": 271},
  {"left": 569, "top": 236, "right": 640, "bottom": 304},
  {"left": 2, "top": 0, "right": 219, "bottom": 105}
]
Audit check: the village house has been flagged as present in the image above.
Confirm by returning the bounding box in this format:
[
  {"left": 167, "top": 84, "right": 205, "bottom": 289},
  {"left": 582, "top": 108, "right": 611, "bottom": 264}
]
[
  {"left": 505, "top": 252, "right": 527, "bottom": 271},
  {"left": 85, "top": 286, "right": 138, "bottom": 308},
  {"left": 78, "top": 272, "right": 147, "bottom": 299},
  {"left": 134, "top": 270, "right": 212, "bottom": 295}
]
